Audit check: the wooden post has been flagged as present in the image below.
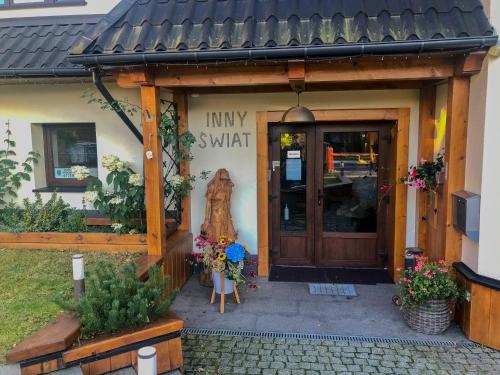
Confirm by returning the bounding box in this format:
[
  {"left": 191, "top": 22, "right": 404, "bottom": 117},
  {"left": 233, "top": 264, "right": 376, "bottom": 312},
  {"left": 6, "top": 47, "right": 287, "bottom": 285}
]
[
  {"left": 417, "top": 85, "right": 437, "bottom": 253},
  {"left": 141, "top": 85, "right": 166, "bottom": 256},
  {"left": 442, "top": 76, "right": 470, "bottom": 264},
  {"left": 173, "top": 92, "right": 191, "bottom": 232}
]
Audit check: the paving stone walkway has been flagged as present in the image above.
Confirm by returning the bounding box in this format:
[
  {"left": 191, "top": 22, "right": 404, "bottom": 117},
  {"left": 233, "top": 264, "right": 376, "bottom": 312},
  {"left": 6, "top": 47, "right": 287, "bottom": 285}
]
[{"left": 182, "top": 333, "right": 500, "bottom": 375}]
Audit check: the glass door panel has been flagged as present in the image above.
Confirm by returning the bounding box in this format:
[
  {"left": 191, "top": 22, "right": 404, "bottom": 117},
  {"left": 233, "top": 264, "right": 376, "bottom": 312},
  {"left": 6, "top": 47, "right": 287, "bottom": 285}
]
[
  {"left": 280, "top": 132, "right": 307, "bottom": 232},
  {"left": 270, "top": 125, "right": 314, "bottom": 266},
  {"left": 321, "top": 131, "right": 379, "bottom": 233}
]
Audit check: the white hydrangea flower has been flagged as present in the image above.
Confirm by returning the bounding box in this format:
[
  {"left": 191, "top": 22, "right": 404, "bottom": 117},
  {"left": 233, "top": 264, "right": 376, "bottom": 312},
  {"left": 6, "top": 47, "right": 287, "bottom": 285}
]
[
  {"left": 71, "top": 165, "right": 90, "bottom": 181},
  {"left": 83, "top": 191, "right": 98, "bottom": 204},
  {"left": 109, "top": 197, "right": 124, "bottom": 205},
  {"left": 111, "top": 223, "right": 123, "bottom": 232},
  {"left": 170, "top": 174, "right": 184, "bottom": 188},
  {"left": 128, "top": 174, "right": 143, "bottom": 187},
  {"left": 102, "top": 155, "right": 127, "bottom": 172}
]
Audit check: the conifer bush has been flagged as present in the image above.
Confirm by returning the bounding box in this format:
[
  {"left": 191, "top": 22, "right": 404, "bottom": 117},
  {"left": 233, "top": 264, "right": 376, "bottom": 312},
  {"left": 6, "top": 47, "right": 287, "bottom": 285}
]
[{"left": 74, "top": 261, "right": 176, "bottom": 338}]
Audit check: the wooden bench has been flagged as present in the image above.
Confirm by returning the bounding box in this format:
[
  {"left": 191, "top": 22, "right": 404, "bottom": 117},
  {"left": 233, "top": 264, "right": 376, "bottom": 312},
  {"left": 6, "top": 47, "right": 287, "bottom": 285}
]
[{"left": 6, "top": 313, "right": 80, "bottom": 364}]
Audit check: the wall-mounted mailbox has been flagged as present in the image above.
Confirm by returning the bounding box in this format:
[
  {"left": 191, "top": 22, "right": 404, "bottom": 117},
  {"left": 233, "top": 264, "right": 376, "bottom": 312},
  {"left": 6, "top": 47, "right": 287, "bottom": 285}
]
[{"left": 452, "top": 191, "right": 480, "bottom": 242}]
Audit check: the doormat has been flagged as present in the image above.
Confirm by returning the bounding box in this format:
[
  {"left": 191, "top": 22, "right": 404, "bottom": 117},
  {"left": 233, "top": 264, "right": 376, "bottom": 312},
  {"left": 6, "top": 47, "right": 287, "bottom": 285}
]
[
  {"left": 269, "top": 266, "right": 394, "bottom": 284},
  {"left": 308, "top": 283, "right": 357, "bottom": 297}
]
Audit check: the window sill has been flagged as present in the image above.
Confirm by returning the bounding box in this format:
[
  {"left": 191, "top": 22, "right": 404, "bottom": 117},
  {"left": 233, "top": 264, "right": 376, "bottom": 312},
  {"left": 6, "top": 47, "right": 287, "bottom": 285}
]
[{"left": 33, "top": 186, "right": 86, "bottom": 193}]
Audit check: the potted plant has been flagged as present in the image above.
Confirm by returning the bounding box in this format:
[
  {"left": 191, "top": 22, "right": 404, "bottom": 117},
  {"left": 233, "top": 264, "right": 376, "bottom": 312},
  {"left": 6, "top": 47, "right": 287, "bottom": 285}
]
[
  {"left": 194, "top": 235, "right": 249, "bottom": 292},
  {"left": 398, "top": 256, "right": 464, "bottom": 334},
  {"left": 401, "top": 154, "right": 445, "bottom": 192}
]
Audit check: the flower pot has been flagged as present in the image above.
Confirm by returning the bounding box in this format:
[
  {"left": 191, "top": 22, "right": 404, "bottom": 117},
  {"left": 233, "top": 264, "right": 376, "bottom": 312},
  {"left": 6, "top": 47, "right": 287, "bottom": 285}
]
[
  {"left": 212, "top": 270, "right": 234, "bottom": 295},
  {"left": 403, "top": 299, "right": 450, "bottom": 334}
]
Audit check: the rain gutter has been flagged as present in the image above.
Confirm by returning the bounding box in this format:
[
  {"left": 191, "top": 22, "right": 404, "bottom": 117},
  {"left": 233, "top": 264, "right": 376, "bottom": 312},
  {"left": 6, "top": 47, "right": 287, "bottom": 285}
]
[
  {"left": 92, "top": 71, "right": 143, "bottom": 144},
  {"left": 0, "top": 68, "right": 89, "bottom": 79},
  {"left": 68, "top": 36, "right": 498, "bottom": 66}
]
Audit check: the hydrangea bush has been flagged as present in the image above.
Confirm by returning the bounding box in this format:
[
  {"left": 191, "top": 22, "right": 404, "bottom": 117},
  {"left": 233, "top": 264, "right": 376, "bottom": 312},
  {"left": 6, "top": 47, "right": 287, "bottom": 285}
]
[
  {"left": 399, "top": 256, "right": 464, "bottom": 308},
  {"left": 72, "top": 155, "right": 145, "bottom": 233}
]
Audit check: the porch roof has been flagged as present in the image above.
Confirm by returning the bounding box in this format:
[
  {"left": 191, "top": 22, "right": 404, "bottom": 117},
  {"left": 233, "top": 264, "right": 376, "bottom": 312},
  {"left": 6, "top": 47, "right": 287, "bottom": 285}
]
[
  {"left": 69, "top": 0, "right": 496, "bottom": 66},
  {"left": 0, "top": 15, "right": 100, "bottom": 78}
]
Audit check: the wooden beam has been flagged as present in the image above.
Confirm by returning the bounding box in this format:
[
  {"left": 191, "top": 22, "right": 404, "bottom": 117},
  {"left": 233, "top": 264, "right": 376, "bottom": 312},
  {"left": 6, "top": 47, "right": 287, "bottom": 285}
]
[
  {"left": 442, "top": 76, "right": 470, "bottom": 264},
  {"left": 455, "top": 52, "right": 488, "bottom": 76},
  {"left": 116, "top": 69, "right": 154, "bottom": 88},
  {"left": 287, "top": 60, "right": 305, "bottom": 92},
  {"left": 392, "top": 108, "right": 410, "bottom": 280},
  {"left": 173, "top": 92, "right": 191, "bottom": 232},
  {"left": 417, "top": 85, "right": 437, "bottom": 252},
  {"left": 306, "top": 57, "right": 455, "bottom": 83},
  {"left": 141, "top": 85, "right": 167, "bottom": 256},
  {"left": 115, "top": 56, "right": 457, "bottom": 89},
  {"left": 256, "top": 112, "right": 270, "bottom": 277},
  {"left": 153, "top": 64, "right": 289, "bottom": 87}
]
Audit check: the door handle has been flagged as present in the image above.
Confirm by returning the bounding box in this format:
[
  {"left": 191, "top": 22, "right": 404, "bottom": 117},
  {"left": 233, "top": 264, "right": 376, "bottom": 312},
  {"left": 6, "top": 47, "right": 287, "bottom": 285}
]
[{"left": 318, "top": 189, "right": 325, "bottom": 206}]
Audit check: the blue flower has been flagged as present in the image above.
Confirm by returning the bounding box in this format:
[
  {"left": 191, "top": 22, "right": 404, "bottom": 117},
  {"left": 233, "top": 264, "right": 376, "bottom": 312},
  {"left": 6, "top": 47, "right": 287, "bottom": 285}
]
[{"left": 226, "top": 243, "right": 246, "bottom": 263}]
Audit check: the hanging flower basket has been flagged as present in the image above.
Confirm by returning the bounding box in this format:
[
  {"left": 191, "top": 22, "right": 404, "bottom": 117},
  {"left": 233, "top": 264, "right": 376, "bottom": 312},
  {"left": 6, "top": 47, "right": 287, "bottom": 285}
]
[
  {"left": 403, "top": 299, "right": 450, "bottom": 334},
  {"left": 401, "top": 154, "right": 444, "bottom": 192}
]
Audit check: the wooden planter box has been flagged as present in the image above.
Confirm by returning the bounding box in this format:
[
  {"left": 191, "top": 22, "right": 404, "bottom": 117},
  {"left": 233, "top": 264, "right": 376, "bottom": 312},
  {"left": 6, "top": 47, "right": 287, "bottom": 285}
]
[
  {"left": 7, "top": 312, "right": 184, "bottom": 375},
  {"left": 0, "top": 232, "right": 147, "bottom": 253}
]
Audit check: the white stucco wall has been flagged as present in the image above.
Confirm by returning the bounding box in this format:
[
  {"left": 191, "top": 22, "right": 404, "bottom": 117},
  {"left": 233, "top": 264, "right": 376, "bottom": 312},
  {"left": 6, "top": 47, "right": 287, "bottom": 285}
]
[
  {"left": 476, "top": 1, "right": 500, "bottom": 280},
  {"left": 461, "top": 61, "right": 488, "bottom": 273},
  {"left": 188, "top": 90, "right": 421, "bottom": 255},
  {"left": 0, "top": 0, "right": 120, "bottom": 18},
  {"left": 0, "top": 82, "right": 142, "bottom": 208}
]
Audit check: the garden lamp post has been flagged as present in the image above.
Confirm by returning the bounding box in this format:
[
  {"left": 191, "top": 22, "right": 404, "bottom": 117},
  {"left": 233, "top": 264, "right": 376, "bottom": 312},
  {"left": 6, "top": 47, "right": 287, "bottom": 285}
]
[
  {"left": 138, "top": 346, "right": 157, "bottom": 375},
  {"left": 72, "top": 254, "right": 85, "bottom": 303}
]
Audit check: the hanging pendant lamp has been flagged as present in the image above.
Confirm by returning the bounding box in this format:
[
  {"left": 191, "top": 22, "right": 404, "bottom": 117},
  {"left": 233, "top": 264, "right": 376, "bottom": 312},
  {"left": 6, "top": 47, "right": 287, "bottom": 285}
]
[{"left": 281, "top": 90, "right": 315, "bottom": 123}]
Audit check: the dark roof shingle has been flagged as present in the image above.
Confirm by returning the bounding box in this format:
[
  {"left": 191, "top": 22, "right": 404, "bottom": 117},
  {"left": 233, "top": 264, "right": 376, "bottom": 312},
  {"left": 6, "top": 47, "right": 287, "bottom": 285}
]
[
  {"left": 71, "top": 0, "right": 495, "bottom": 62},
  {"left": 0, "top": 15, "right": 101, "bottom": 77}
]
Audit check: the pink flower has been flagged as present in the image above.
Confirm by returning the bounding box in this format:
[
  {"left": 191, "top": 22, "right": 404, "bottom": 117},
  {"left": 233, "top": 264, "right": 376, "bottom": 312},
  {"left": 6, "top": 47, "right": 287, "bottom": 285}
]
[
  {"left": 420, "top": 158, "right": 427, "bottom": 165},
  {"left": 440, "top": 268, "right": 448, "bottom": 273},
  {"left": 438, "top": 259, "right": 446, "bottom": 265}
]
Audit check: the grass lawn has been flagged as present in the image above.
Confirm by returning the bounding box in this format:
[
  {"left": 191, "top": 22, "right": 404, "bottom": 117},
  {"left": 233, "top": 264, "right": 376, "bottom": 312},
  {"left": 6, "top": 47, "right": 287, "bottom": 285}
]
[{"left": 0, "top": 248, "right": 140, "bottom": 363}]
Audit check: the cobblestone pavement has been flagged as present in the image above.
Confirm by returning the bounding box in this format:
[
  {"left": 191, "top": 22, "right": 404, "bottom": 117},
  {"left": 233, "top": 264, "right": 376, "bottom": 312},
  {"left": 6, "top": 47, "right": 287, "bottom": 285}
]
[{"left": 182, "top": 334, "right": 500, "bottom": 375}]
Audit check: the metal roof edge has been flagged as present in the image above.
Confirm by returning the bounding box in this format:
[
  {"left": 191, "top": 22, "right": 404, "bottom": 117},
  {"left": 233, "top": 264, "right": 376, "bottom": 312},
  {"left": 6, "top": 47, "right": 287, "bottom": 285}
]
[
  {"left": 70, "top": 0, "right": 138, "bottom": 55},
  {"left": 68, "top": 36, "right": 499, "bottom": 67},
  {"left": 0, "top": 68, "right": 90, "bottom": 79},
  {"left": 0, "top": 14, "right": 102, "bottom": 27}
]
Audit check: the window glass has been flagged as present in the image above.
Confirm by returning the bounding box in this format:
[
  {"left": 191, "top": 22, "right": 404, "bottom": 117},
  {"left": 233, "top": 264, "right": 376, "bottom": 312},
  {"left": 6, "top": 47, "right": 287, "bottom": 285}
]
[{"left": 45, "top": 125, "right": 97, "bottom": 185}]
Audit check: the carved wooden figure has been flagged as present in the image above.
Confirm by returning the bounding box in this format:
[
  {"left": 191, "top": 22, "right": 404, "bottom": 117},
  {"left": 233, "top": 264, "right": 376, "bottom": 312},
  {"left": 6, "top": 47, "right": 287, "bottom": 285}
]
[{"left": 201, "top": 168, "right": 237, "bottom": 242}]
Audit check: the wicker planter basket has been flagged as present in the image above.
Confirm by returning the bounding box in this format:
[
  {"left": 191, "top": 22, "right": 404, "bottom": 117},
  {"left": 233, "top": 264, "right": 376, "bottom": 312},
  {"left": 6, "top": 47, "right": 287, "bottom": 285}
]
[{"left": 403, "top": 299, "right": 451, "bottom": 335}]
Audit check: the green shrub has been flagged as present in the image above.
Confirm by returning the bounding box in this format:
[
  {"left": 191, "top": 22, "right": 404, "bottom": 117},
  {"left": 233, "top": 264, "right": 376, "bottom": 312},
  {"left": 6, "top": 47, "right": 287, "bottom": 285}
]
[
  {"left": 75, "top": 262, "right": 176, "bottom": 338},
  {"left": 0, "top": 192, "right": 88, "bottom": 233},
  {"left": 0, "top": 121, "right": 39, "bottom": 206},
  {"left": 20, "top": 193, "right": 70, "bottom": 232},
  {"left": 59, "top": 209, "right": 87, "bottom": 233}
]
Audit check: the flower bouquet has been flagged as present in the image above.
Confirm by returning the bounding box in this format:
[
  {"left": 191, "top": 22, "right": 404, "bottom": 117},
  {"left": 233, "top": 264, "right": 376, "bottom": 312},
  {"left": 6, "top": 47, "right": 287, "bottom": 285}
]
[
  {"left": 401, "top": 154, "right": 444, "bottom": 192},
  {"left": 194, "top": 235, "right": 249, "bottom": 289},
  {"left": 399, "top": 256, "right": 464, "bottom": 334}
]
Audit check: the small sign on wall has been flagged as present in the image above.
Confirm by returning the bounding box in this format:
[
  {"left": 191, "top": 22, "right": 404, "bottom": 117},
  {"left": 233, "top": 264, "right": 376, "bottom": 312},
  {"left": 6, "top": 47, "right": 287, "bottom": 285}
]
[
  {"left": 287, "top": 150, "right": 301, "bottom": 159},
  {"left": 55, "top": 168, "right": 75, "bottom": 179},
  {"left": 286, "top": 159, "right": 302, "bottom": 181},
  {"left": 54, "top": 168, "right": 98, "bottom": 179}
]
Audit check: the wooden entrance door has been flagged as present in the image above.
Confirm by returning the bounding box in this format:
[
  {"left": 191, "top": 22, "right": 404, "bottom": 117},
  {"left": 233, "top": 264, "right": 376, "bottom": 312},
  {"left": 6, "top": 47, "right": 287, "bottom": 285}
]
[{"left": 270, "top": 123, "right": 391, "bottom": 268}]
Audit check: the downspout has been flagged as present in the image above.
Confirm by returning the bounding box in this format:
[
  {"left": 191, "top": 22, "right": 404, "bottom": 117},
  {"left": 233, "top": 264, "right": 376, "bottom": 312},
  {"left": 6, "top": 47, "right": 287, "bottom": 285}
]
[{"left": 92, "top": 71, "right": 143, "bottom": 144}]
